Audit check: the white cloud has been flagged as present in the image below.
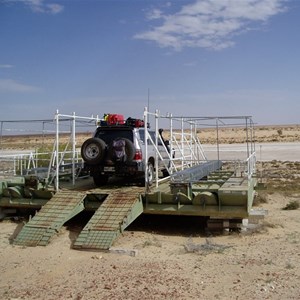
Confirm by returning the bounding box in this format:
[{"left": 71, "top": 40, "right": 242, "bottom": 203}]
[
  {"left": 0, "top": 64, "right": 14, "bottom": 69},
  {"left": 146, "top": 8, "right": 163, "bottom": 20},
  {"left": 45, "top": 3, "right": 63, "bottom": 14},
  {"left": 134, "top": 0, "right": 287, "bottom": 51},
  {"left": 4, "top": 0, "right": 64, "bottom": 14},
  {"left": 0, "top": 79, "right": 41, "bottom": 93}
]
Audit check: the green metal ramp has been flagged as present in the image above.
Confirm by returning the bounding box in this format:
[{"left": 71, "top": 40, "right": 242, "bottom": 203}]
[
  {"left": 73, "top": 190, "right": 143, "bottom": 250},
  {"left": 14, "top": 190, "right": 86, "bottom": 246}
]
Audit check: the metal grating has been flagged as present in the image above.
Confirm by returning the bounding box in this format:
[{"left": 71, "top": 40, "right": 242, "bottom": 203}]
[
  {"left": 171, "top": 160, "right": 223, "bottom": 183},
  {"left": 14, "top": 190, "right": 86, "bottom": 246},
  {"left": 73, "top": 191, "right": 143, "bottom": 250},
  {"left": 75, "top": 231, "right": 118, "bottom": 250}
]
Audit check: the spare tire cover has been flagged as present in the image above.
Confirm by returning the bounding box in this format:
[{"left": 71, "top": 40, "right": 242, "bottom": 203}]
[
  {"left": 109, "top": 138, "right": 135, "bottom": 162},
  {"left": 81, "top": 138, "right": 106, "bottom": 165}
]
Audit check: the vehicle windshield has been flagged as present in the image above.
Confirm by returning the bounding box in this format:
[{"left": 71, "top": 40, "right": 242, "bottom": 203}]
[{"left": 94, "top": 129, "right": 133, "bottom": 144}]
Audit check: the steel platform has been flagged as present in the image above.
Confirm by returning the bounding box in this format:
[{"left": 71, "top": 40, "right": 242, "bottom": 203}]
[
  {"left": 13, "top": 190, "right": 86, "bottom": 246},
  {"left": 73, "top": 189, "right": 143, "bottom": 250},
  {"left": 143, "top": 172, "right": 256, "bottom": 220}
]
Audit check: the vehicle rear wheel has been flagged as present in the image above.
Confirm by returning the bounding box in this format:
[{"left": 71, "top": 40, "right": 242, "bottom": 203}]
[
  {"left": 93, "top": 174, "right": 109, "bottom": 186},
  {"left": 81, "top": 138, "right": 106, "bottom": 165},
  {"left": 146, "top": 162, "right": 154, "bottom": 186}
]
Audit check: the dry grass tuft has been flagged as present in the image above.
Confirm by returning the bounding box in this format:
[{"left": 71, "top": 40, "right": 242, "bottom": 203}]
[
  {"left": 183, "top": 237, "right": 231, "bottom": 255},
  {"left": 282, "top": 200, "right": 299, "bottom": 210}
]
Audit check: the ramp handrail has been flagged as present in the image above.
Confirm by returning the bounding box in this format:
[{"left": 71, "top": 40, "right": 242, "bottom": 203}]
[
  {"left": 143, "top": 107, "right": 256, "bottom": 187},
  {"left": 246, "top": 151, "right": 256, "bottom": 180},
  {"left": 143, "top": 108, "right": 208, "bottom": 187}
]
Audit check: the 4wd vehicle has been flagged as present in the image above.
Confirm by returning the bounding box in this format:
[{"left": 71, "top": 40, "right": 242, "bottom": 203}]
[{"left": 81, "top": 114, "right": 170, "bottom": 186}]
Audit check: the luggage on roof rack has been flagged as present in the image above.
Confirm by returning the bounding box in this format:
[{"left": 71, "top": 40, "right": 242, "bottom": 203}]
[
  {"left": 106, "top": 114, "right": 125, "bottom": 125},
  {"left": 126, "top": 117, "right": 144, "bottom": 128},
  {"left": 98, "top": 114, "right": 148, "bottom": 128}
]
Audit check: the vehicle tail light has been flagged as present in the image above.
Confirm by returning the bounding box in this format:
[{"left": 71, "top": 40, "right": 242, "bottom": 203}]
[{"left": 134, "top": 149, "right": 142, "bottom": 161}]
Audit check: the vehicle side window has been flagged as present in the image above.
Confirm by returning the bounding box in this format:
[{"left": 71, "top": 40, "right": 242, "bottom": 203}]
[
  {"left": 151, "top": 132, "right": 163, "bottom": 146},
  {"left": 139, "top": 130, "right": 163, "bottom": 146}
]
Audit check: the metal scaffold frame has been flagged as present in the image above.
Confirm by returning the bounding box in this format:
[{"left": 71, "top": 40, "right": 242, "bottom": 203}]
[
  {"left": 0, "top": 108, "right": 256, "bottom": 191},
  {"left": 0, "top": 113, "right": 99, "bottom": 180},
  {"left": 51, "top": 110, "right": 101, "bottom": 190},
  {"left": 143, "top": 107, "right": 256, "bottom": 187}
]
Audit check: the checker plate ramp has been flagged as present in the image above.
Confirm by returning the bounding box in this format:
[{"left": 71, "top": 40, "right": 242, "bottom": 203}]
[
  {"left": 73, "top": 189, "right": 143, "bottom": 250},
  {"left": 14, "top": 190, "right": 85, "bottom": 247}
]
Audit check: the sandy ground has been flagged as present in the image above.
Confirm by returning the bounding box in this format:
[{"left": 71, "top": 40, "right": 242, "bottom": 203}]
[
  {"left": 0, "top": 190, "right": 299, "bottom": 300},
  {"left": 0, "top": 126, "right": 300, "bottom": 300}
]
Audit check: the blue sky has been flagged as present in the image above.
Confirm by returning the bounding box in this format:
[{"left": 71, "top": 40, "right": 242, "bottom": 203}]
[{"left": 1, "top": 0, "right": 300, "bottom": 125}]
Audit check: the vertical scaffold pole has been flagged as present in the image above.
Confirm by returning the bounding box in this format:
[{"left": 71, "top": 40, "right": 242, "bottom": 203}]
[
  {"left": 144, "top": 107, "right": 149, "bottom": 190},
  {"left": 0, "top": 121, "right": 3, "bottom": 148},
  {"left": 246, "top": 117, "right": 249, "bottom": 159},
  {"left": 155, "top": 109, "right": 159, "bottom": 188},
  {"left": 169, "top": 113, "right": 173, "bottom": 174},
  {"left": 181, "top": 117, "right": 184, "bottom": 169},
  {"left": 216, "top": 118, "right": 220, "bottom": 162},
  {"left": 190, "top": 121, "right": 193, "bottom": 165},
  {"left": 55, "top": 110, "right": 59, "bottom": 191},
  {"left": 72, "top": 112, "right": 76, "bottom": 186}
]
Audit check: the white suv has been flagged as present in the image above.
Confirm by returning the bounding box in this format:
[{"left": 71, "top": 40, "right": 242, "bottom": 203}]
[{"left": 81, "top": 119, "right": 170, "bottom": 186}]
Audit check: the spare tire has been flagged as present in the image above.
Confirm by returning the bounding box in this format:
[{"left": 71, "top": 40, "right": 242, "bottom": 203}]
[
  {"left": 108, "top": 138, "right": 135, "bottom": 162},
  {"left": 81, "top": 138, "right": 106, "bottom": 165}
]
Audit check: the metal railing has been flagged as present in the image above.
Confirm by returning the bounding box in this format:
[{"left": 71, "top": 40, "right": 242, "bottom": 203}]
[
  {"left": 0, "top": 151, "right": 37, "bottom": 176},
  {"left": 0, "top": 150, "right": 83, "bottom": 180},
  {"left": 143, "top": 107, "right": 256, "bottom": 187},
  {"left": 246, "top": 151, "right": 256, "bottom": 180}
]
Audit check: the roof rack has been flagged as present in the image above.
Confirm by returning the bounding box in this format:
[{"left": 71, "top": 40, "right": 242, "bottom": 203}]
[{"left": 98, "top": 114, "right": 148, "bottom": 128}]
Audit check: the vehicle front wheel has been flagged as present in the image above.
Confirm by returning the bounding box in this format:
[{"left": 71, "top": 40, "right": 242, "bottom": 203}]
[{"left": 145, "top": 162, "right": 154, "bottom": 186}]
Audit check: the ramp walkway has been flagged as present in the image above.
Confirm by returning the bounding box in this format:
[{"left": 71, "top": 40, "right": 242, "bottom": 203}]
[
  {"left": 14, "top": 190, "right": 86, "bottom": 246},
  {"left": 170, "top": 160, "right": 223, "bottom": 183},
  {"left": 73, "top": 190, "right": 143, "bottom": 250}
]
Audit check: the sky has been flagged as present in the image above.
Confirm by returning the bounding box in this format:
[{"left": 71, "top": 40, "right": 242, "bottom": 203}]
[{"left": 1, "top": 0, "right": 300, "bottom": 126}]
